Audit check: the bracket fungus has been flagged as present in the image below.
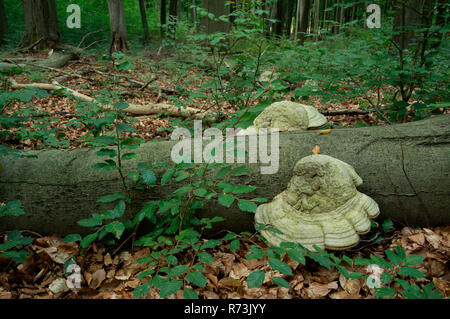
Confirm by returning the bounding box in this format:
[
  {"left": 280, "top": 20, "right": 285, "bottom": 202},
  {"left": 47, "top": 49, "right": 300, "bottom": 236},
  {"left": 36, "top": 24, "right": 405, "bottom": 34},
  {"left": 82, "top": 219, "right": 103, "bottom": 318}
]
[
  {"left": 255, "top": 154, "right": 380, "bottom": 250},
  {"left": 238, "top": 101, "right": 327, "bottom": 135}
]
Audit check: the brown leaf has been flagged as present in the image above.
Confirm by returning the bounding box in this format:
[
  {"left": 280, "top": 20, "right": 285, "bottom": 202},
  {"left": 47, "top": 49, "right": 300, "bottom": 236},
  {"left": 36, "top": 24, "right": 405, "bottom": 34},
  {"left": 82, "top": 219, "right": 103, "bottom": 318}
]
[
  {"left": 344, "top": 279, "right": 361, "bottom": 295},
  {"left": 305, "top": 281, "right": 338, "bottom": 298},
  {"left": 408, "top": 232, "right": 425, "bottom": 245},
  {"left": 90, "top": 269, "right": 106, "bottom": 289},
  {"left": 312, "top": 145, "right": 321, "bottom": 154},
  {"left": 104, "top": 253, "right": 112, "bottom": 266},
  {"left": 229, "top": 263, "right": 251, "bottom": 280},
  {"left": 330, "top": 289, "right": 361, "bottom": 299}
]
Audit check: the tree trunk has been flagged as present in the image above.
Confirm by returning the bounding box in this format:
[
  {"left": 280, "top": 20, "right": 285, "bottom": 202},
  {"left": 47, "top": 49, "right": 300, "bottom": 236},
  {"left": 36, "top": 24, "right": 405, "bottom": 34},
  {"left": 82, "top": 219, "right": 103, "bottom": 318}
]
[
  {"left": 168, "top": 0, "right": 178, "bottom": 39},
  {"left": 107, "top": 0, "right": 129, "bottom": 54},
  {"left": 393, "top": 0, "right": 424, "bottom": 50},
  {"left": 0, "top": 0, "right": 6, "bottom": 45},
  {"left": 19, "top": 0, "right": 60, "bottom": 49},
  {"left": 160, "top": 0, "right": 167, "bottom": 36},
  {"left": 298, "top": 0, "right": 311, "bottom": 44},
  {"left": 200, "top": 0, "right": 230, "bottom": 34},
  {"left": 138, "top": 0, "right": 150, "bottom": 43},
  {"left": 285, "top": 0, "right": 295, "bottom": 36},
  {"left": 1, "top": 115, "right": 449, "bottom": 236},
  {"left": 313, "top": 0, "right": 320, "bottom": 40},
  {"left": 274, "top": 0, "right": 286, "bottom": 36}
]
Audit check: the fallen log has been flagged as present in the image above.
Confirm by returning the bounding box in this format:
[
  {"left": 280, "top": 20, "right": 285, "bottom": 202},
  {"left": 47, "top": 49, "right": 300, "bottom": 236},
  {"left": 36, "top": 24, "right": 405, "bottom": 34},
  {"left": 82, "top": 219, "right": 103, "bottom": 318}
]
[
  {"left": 0, "top": 115, "right": 449, "bottom": 236},
  {"left": 0, "top": 44, "right": 82, "bottom": 72},
  {"left": 9, "top": 80, "right": 214, "bottom": 119}
]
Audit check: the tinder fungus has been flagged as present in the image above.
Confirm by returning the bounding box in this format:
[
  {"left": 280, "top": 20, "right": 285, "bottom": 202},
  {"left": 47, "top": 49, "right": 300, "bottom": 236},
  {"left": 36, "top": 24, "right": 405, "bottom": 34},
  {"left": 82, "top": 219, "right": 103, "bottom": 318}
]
[
  {"left": 238, "top": 101, "right": 327, "bottom": 135},
  {"left": 255, "top": 154, "right": 380, "bottom": 250}
]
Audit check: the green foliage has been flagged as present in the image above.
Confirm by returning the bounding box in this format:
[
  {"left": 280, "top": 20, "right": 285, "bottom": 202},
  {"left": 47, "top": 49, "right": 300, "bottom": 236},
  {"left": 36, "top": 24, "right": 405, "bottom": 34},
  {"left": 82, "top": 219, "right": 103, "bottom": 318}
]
[{"left": 0, "top": 202, "right": 33, "bottom": 263}]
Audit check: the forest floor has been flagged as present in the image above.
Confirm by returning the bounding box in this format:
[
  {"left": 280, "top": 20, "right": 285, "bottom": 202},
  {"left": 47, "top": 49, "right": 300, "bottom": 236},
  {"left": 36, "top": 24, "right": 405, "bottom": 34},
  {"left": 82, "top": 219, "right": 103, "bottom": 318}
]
[
  {"left": 1, "top": 50, "right": 449, "bottom": 299},
  {"left": 0, "top": 225, "right": 449, "bottom": 299},
  {"left": 3, "top": 50, "right": 383, "bottom": 151}
]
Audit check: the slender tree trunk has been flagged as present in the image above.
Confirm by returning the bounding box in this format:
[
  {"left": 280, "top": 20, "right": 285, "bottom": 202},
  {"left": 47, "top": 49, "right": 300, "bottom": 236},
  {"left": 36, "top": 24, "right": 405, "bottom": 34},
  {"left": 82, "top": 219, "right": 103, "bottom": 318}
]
[
  {"left": 138, "top": 0, "right": 150, "bottom": 43},
  {"left": 286, "top": 0, "right": 295, "bottom": 36},
  {"left": 0, "top": 0, "right": 6, "bottom": 45},
  {"left": 168, "top": 0, "right": 178, "bottom": 39},
  {"left": 108, "top": 0, "right": 129, "bottom": 54},
  {"left": 298, "top": 0, "right": 311, "bottom": 44},
  {"left": 19, "top": 0, "right": 60, "bottom": 49},
  {"left": 160, "top": 0, "right": 167, "bottom": 36},
  {"left": 322, "top": 0, "right": 327, "bottom": 31},
  {"left": 313, "top": 0, "right": 320, "bottom": 40},
  {"left": 201, "top": 0, "right": 229, "bottom": 34},
  {"left": 393, "top": 0, "right": 424, "bottom": 50},
  {"left": 274, "top": 0, "right": 286, "bottom": 36}
]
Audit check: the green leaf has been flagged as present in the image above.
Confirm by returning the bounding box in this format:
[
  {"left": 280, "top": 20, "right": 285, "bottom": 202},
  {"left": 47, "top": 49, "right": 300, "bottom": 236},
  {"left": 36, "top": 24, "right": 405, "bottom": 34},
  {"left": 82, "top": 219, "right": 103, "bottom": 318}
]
[
  {"left": 142, "top": 170, "right": 157, "bottom": 186},
  {"left": 77, "top": 216, "right": 102, "bottom": 227},
  {"left": 238, "top": 200, "right": 258, "bottom": 213},
  {"left": 308, "top": 252, "right": 333, "bottom": 269},
  {"left": 97, "top": 192, "right": 125, "bottom": 203},
  {"left": 92, "top": 136, "right": 116, "bottom": 145},
  {"left": 272, "top": 277, "right": 290, "bottom": 288},
  {"left": 230, "top": 239, "right": 240, "bottom": 253},
  {"left": 287, "top": 249, "right": 306, "bottom": 265},
  {"left": 161, "top": 168, "right": 175, "bottom": 185},
  {"left": 168, "top": 265, "right": 189, "bottom": 279},
  {"left": 398, "top": 267, "right": 426, "bottom": 278},
  {"left": 166, "top": 255, "right": 178, "bottom": 266},
  {"left": 183, "top": 289, "right": 198, "bottom": 299},
  {"left": 193, "top": 188, "right": 208, "bottom": 197},
  {"left": 80, "top": 232, "right": 98, "bottom": 248},
  {"left": 233, "top": 185, "right": 257, "bottom": 194},
  {"left": 218, "top": 194, "right": 235, "bottom": 208},
  {"left": 1, "top": 250, "right": 30, "bottom": 263},
  {"left": 422, "top": 283, "right": 443, "bottom": 299},
  {"left": 200, "top": 239, "right": 221, "bottom": 249},
  {"left": 122, "top": 152, "right": 139, "bottom": 161},
  {"left": 382, "top": 219, "right": 394, "bottom": 232},
  {"left": 381, "top": 272, "right": 393, "bottom": 284},
  {"left": 269, "top": 258, "right": 293, "bottom": 276},
  {"left": 105, "top": 221, "right": 125, "bottom": 239},
  {"left": 385, "top": 249, "right": 402, "bottom": 266},
  {"left": 375, "top": 287, "right": 397, "bottom": 299},
  {"left": 395, "top": 245, "right": 407, "bottom": 262},
  {"left": 247, "top": 270, "right": 265, "bottom": 288},
  {"left": 159, "top": 280, "right": 183, "bottom": 298},
  {"left": 96, "top": 148, "right": 117, "bottom": 157},
  {"left": 186, "top": 271, "right": 207, "bottom": 288},
  {"left": 198, "top": 252, "right": 214, "bottom": 264},
  {"left": 62, "top": 234, "right": 82, "bottom": 243},
  {"left": 404, "top": 254, "right": 424, "bottom": 266},
  {"left": 114, "top": 102, "right": 129, "bottom": 110},
  {"left": 133, "top": 281, "right": 152, "bottom": 298}
]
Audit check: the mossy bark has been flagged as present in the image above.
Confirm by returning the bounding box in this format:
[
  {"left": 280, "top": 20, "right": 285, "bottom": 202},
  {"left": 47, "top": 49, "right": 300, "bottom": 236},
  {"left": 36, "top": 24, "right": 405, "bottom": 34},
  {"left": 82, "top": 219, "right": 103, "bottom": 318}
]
[{"left": 0, "top": 115, "right": 449, "bottom": 235}]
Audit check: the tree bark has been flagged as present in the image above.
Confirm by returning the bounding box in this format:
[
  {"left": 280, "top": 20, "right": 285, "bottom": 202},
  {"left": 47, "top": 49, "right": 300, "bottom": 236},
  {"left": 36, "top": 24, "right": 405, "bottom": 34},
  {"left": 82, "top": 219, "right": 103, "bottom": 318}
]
[
  {"left": 160, "top": 0, "right": 167, "bottom": 36},
  {"left": 313, "top": 0, "right": 320, "bottom": 40},
  {"left": 285, "top": 0, "right": 295, "bottom": 36},
  {"left": 0, "top": 0, "right": 6, "bottom": 45},
  {"left": 138, "top": 0, "right": 150, "bottom": 43},
  {"left": 200, "top": 0, "right": 230, "bottom": 34},
  {"left": 168, "top": 0, "right": 178, "bottom": 39},
  {"left": 298, "top": 0, "right": 311, "bottom": 44},
  {"left": 19, "top": 0, "right": 60, "bottom": 49},
  {"left": 393, "top": 0, "right": 425, "bottom": 50},
  {"left": 1, "top": 115, "right": 449, "bottom": 235},
  {"left": 274, "top": 0, "right": 286, "bottom": 36},
  {"left": 107, "top": 0, "right": 129, "bottom": 54}
]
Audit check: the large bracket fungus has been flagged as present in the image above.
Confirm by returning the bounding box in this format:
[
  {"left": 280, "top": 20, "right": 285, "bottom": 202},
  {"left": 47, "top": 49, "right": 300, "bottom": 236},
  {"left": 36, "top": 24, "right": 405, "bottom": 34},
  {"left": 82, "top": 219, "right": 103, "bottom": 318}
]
[
  {"left": 255, "top": 154, "right": 380, "bottom": 250},
  {"left": 238, "top": 101, "right": 327, "bottom": 135}
]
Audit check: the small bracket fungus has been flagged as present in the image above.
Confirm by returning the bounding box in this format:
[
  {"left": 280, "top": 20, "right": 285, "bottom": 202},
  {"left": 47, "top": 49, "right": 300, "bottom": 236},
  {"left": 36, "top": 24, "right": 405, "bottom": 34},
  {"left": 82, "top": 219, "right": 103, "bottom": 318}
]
[
  {"left": 255, "top": 154, "right": 380, "bottom": 250},
  {"left": 237, "top": 101, "right": 327, "bottom": 136}
]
